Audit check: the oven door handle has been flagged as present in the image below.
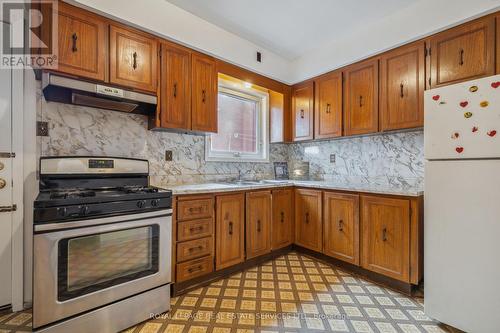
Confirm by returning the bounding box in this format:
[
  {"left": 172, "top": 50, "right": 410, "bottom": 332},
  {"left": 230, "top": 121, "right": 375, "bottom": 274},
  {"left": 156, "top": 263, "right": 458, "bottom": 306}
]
[{"left": 34, "top": 209, "right": 172, "bottom": 233}]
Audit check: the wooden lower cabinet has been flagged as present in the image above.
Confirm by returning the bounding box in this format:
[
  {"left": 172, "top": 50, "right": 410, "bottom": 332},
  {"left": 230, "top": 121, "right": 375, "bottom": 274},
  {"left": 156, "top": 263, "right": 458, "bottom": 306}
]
[
  {"left": 294, "top": 189, "right": 322, "bottom": 252},
  {"left": 246, "top": 191, "right": 272, "bottom": 259},
  {"left": 271, "top": 189, "right": 293, "bottom": 249},
  {"left": 361, "top": 195, "right": 410, "bottom": 282},
  {"left": 215, "top": 193, "right": 245, "bottom": 270},
  {"left": 323, "top": 192, "right": 360, "bottom": 265}
]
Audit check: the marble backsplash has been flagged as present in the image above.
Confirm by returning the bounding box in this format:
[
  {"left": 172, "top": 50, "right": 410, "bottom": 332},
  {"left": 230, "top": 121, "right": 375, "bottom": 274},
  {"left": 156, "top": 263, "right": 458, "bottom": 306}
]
[
  {"left": 288, "top": 131, "right": 424, "bottom": 189},
  {"left": 38, "top": 88, "right": 423, "bottom": 189}
]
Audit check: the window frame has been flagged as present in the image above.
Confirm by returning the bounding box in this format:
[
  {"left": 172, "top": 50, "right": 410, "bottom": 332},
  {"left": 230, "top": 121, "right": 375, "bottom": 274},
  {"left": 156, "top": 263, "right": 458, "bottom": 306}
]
[{"left": 205, "top": 79, "right": 269, "bottom": 163}]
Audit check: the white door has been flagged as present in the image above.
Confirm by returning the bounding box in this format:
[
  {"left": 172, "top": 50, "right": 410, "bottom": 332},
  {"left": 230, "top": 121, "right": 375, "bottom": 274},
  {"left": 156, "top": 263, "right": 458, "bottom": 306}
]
[
  {"left": 0, "top": 65, "right": 13, "bottom": 307},
  {"left": 424, "top": 74, "right": 500, "bottom": 160},
  {"left": 425, "top": 159, "right": 500, "bottom": 333}
]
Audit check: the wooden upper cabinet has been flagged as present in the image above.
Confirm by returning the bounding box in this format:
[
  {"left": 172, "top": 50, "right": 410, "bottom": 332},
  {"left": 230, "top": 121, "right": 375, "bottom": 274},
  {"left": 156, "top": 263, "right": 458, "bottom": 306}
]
[
  {"left": 294, "top": 189, "right": 322, "bottom": 252},
  {"left": 54, "top": 2, "right": 107, "bottom": 81},
  {"left": 361, "top": 195, "right": 410, "bottom": 282},
  {"left": 344, "top": 59, "right": 379, "bottom": 136},
  {"left": 496, "top": 15, "right": 500, "bottom": 74},
  {"left": 159, "top": 42, "right": 191, "bottom": 130},
  {"left": 270, "top": 88, "right": 292, "bottom": 143},
  {"left": 109, "top": 24, "right": 158, "bottom": 93},
  {"left": 191, "top": 53, "right": 218, "bottom": 133},
  {"left": 215, "top": 194, "right": 245, "bottom": 270},
  {"left": 292, "top": 81, "right": 314, "bottom": 141},
  {"left": 380, "top": 42, "right": 425, "bottom": 131},
  {"left": 246, "top": 191, "right": 272, "bottom": 259},
  {"left": 430, "top": 16, "right": 495, "bottom": 88},
  {"left": 271, "top": 189, "right": 293, "bottom": 249},
  {"left": 323, "top": 192, "right": 360, "bottom": 265},
  {"left": 314, "top": 71, "right": 342, "bottom": 139}
]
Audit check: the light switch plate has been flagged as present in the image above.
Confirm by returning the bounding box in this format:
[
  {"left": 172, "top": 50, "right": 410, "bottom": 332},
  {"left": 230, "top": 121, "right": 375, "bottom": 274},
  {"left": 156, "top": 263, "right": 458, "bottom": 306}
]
[
  {"left": 330, "top": 154, "right": 336, "bottom": 163},
  {"left": 165, "top": 150, "right": 173, "bottom": 161},
  {"left": 37, "top": 121, "right": 49, "bottom": 136}
]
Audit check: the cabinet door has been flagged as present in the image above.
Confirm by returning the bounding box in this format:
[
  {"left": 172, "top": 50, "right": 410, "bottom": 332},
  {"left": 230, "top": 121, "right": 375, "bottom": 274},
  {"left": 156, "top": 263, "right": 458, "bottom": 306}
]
[
  {"left": 380, "top": 42, "right": 425, "bottom": 131},
  {"left": 246, "top": 191, "right": 272, "bottom": 259},
  {"left": 430, "top": 17, "right": 495, "bottom": 88},
  {"left": 109, "top": 24, "right": 158, "bottom": 93},
  {"left": 314, "top": 71, "right": 342, "bottom": 139},
  {"left": 292, "top": 81, "right": 314, "bottom": 141},
  {"left": 496, "top": 15, "right": 500, "bottom": 74},
  {"left": 271, "top": 189, "right": 293, "bottom": 249},
  {"left": 216, "top": 194, "right": 245, "bottom": 270},
  {"left": 159, "top": 42, "right": 191, "bottom": 130},
  {"left": 344, "top": 59, "right": 379, "bottom": 136},
  {"left": 294, "top": 189, "right": 322, "bottom": 252},
  {"left": 323, "top": 192, "right": 359, "bottom": 265},
  {"left": 55, "top": 2, "right": 107, "bottom": 81},
  {"left": 361, "top": 195, "right": 410, "bottom": 282},
  {"left": 191, "top": 53, "right": 217, "bottom": 133}
]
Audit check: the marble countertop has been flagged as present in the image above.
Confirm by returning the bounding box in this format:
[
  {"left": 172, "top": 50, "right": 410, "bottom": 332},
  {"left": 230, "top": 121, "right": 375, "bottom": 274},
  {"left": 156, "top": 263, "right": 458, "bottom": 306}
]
[{"left": 160, "top": 180, "right": 423, "bottom": 197}]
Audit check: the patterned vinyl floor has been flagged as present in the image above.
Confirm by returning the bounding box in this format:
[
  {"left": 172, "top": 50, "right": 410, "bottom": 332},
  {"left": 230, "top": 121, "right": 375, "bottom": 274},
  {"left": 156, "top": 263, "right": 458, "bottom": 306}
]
[{"left": 0, "top": 252, "right": 451, "bottom": 333}]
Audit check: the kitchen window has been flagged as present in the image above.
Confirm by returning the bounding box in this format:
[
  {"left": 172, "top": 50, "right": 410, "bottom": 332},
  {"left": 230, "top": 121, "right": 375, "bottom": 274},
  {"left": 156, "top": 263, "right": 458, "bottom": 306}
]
[{"left": 205, "top": 79, "right": 269, "bottom": 162}]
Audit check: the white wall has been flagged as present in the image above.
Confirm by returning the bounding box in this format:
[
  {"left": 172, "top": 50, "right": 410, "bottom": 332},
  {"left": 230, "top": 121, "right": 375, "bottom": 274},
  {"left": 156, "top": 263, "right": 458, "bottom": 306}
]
[
  {"left": 290, "top": 0, "right": 500, "bottom": 82},
  {"left": 69, "top": 0, "right": 293, "bottom": 83}
]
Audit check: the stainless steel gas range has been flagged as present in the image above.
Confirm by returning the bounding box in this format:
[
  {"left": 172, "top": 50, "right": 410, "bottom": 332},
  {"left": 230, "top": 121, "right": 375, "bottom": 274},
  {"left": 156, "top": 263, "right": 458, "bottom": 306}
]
[{"left": 33, "top": 157, "right": 173, "bottom": 333}]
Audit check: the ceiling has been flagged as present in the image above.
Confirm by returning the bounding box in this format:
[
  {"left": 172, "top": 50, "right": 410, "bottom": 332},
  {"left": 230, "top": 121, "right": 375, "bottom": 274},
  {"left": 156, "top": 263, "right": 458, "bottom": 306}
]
[{"left": 165, "top": 0, "right": 417, "bottom": 60}]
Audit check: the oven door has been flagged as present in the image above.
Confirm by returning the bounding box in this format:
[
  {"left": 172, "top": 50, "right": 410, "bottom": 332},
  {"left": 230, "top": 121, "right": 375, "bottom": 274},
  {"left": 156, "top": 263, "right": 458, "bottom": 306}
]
[{"left": 33, "top": 209, "right": 172, "bottom": 329}]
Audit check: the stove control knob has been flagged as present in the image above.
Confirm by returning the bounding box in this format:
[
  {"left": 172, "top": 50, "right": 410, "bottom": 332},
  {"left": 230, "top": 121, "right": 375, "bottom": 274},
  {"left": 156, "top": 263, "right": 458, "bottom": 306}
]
[
  {"left": 57, "top": 207, "right": 67, "bottom": 217},
  {"left": 137, "top": 200, "right": 146, "bottom": 208},
  {"left": 80, "top": 205, "right": 90, "bottom": 216},
  {"left": 151, "top": 199, "right": 160, "bottom": 207}
]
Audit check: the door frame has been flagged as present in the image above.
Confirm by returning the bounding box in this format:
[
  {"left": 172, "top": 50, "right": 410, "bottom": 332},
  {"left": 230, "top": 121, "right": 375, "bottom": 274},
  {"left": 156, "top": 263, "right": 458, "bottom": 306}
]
[{"left": 11, "top": 67, "right": 24, "bottom": 311}]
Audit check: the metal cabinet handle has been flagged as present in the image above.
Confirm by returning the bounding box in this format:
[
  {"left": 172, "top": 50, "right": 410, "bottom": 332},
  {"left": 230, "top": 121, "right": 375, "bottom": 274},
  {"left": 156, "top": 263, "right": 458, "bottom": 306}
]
[
  {"left": 300, "top": 109, "right": 305, "bottom": 119},
  {"left": 202, "top": 90, "right": 206, "bottom": 103},
  {"left": 0, "top": 178, "right": 5, "bottom": 189},
  {"left": 326, "top": 103, "right": 331, "bottom": 114},
  {"left": 228, "top": 221, "right": 233, "bottom": 235},
  {"left": 173, "top": 83, "right": 177, "bottom": 98},
  {"left": 359, "top": 95, "right": 363, "bottom": 107},
  {"left": 189, "top": 226, "right": 204, "bottom": 233},
  {"left": 280, "top": 211, "right": 284, "bottom": 223},
  {"left": 305, "top": 212, "right": 309, "bottom": 224},
  {"left": 382, "top": 227, "right": 388, "bottom": 241},
  {"left": 188, "top": 206, "right": 202, "bottom": 213},
  {"left": 400, "top": 83, "right": 404, "bottom": 98},
  {"left": 188, "top": 265, "right": 203, "bottom": 273},
  {"left": 132, "top": 52, "right": 138, "bottom": 70},
  {"left": 189, "top": 245, "right": 203, "bottom": 252},
  {"left": 459, "top": 49, "right": 464, "bottom": 66},
  {"left": 0, "top": 204, "right": 16, "bottom": 213},
  {"left": 71, "top": 33, "right": 78, "bottom": 52},
  {"left": 257, "top": 219, "right": 261, "bottom": 232},
  {"left": 338, "top": 219, "right": 344, "bottom": 231}
]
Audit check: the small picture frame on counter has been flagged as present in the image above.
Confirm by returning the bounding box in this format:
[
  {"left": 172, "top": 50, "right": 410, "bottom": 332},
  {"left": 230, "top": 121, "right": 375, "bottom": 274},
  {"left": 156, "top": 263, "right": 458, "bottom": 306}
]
[{"left": 273, "top": 162, "right": 289, "bottom": 180}]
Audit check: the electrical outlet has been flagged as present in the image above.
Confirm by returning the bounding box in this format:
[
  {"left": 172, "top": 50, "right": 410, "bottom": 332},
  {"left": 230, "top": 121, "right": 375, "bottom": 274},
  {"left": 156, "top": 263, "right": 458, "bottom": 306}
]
[
  {"left": 37, "top": 121, "right": 49, "bottom": 136},
  {"left": 330, "top": 154, "right": 336, "bottom": 163},
  {"left": 165, "top": 150, "right": 173, "bottom": 161}
]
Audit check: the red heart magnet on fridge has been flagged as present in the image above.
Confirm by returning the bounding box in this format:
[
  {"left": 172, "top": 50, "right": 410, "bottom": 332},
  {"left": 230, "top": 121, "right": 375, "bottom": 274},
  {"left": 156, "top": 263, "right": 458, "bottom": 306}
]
[
  {"left": 487, "top": 130, "right": 497, "bottom": 137},
  {"left": 432, "top": 95, "right": 440, "bottom": 101},
  {"left": 455, "top": 147, "right": 464, "bottom": 153},
  {"left": 472, "top": 126, "right": 479, "bottom": 133},
  {"left": 460, "top": 101, "right": 469, "bottom": 108},
  {"left": 491, "top": 82, "right": 500, "bottom": 88}
]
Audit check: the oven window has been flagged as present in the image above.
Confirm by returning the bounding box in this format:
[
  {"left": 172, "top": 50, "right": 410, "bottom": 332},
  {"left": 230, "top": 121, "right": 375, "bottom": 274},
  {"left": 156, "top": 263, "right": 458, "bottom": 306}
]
[{"left": 58, "top": 225, "right": 159, "bottom": 301}]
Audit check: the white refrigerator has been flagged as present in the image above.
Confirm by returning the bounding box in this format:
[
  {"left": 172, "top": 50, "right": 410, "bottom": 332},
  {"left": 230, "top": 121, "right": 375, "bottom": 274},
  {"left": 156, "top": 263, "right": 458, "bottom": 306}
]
[{"left": 425, "top": 74, "right": 500, "bottom": 332}]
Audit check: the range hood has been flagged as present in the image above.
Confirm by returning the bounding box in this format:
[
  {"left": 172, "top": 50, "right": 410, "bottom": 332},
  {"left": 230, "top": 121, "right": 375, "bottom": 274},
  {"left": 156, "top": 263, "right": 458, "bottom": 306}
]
[{"left": 41, "top": 72, "right": 157, "bottom": 114}]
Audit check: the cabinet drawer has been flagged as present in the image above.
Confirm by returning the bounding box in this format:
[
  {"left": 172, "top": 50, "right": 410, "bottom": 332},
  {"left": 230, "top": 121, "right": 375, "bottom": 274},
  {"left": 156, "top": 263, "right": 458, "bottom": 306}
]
[
  {"left": 177, "top": 218, "right": 213, "bottom": 241},
  {"left": 177, "top": 198, "right": 214, "bottom": 221},
  {"left": 177, "top": 237, "right": 213, "bottom": 262},
  {"left": 177, "top": 256, "right": 213, "bottom": 282}
]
